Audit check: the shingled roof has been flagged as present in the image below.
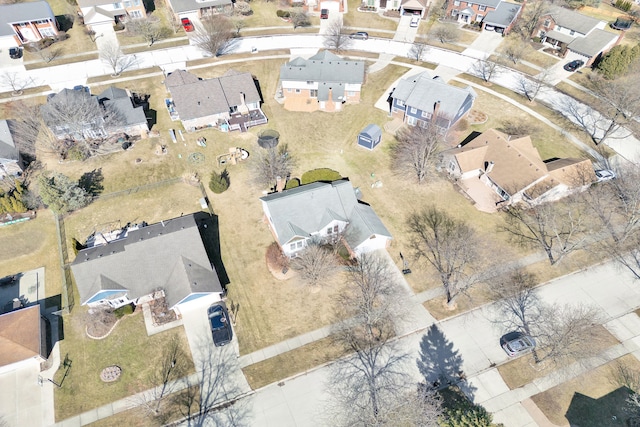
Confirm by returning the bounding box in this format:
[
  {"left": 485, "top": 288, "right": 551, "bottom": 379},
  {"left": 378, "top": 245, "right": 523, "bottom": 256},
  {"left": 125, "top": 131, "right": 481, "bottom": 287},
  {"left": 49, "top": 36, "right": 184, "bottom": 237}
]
[{"left": 0, "top": 306, "right": 45, "bottom": 368}]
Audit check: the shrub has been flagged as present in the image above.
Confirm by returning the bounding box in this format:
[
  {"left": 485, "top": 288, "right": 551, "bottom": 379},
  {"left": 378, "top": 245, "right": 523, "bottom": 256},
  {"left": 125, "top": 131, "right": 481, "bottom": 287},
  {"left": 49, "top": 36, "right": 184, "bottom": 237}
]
[
  {"left": 276, "top": 9, "right": 291, "bottom": 18},
  {"left": 615, "top": 0, "right": 632, "bottom": 11},
  {"left": 114, "top": 303, "right": 134, "bottom": 318},
  {"left": 596, "top": 43, "right": 640, "bottom": 79},
  {"left": 300, "top": 168, "right": 342, "bottom": 185},
  {"left": 266, "top": 242, "right": 289, "bottom": 271},
  {"left": 532, "top": 36, "right": 541, "bottom": 43},
  {"left": 209, "top": 168, "right": 230, "bottom": 193},
  {"left": 284, "top": 178, "right": 300, "bottom": 190}
]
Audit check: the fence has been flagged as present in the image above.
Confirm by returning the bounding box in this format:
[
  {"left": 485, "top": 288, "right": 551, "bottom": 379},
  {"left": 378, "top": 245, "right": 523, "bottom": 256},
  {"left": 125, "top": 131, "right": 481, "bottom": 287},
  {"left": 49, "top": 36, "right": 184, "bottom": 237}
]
[{"left": 55, "top": 214, "right": 74, "bottom": 314}]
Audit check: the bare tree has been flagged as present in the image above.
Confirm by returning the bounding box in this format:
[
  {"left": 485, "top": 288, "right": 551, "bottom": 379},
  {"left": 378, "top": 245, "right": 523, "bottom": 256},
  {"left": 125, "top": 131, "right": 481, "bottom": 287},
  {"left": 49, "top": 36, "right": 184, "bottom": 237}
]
[
  {"left": 100, "top": 41, "right": 139, "bottom": 76},
  {"left": 323, "top": 20, "right": 353, "bottom": 53},
  {"left": 31, "top": 43, "right": 64, "bottom": 63},
  {"left": 291, "top": 243, "right": 340, "bottom": 287},
  {"left": 194, "top": 15, "right": 234, "bottom": 56},
  {"left": 126, "top": 15, "right": 171, "bottom": 46},
  {"left": 252, "top": 144, "right": 295, "bottom": 188},
  {"left": 516, "top": 67, "right": 551, "bottom": 102},
  {"left": 515, "top": 0, "right": 551, "bottom": 38},
  {"left": 6, "top": 101, "right": 44, "bottom": 158},
  {"left": 391, "top": 123, "right": 444, "bottom": 184},
  {"left": 231, "top": 18, "right": 247, "bottom": 36},
  {"left": 1, "top": 71, "right": 35, "bottom": 95},
  {"left": 408, "top": 41, "right": 428, "bottom": 61},
  {"left": 327, "top": 253, "right": 417, "bottom": 426},
  {"left": 291, "top": 8, "right": 310, "bottom": 29},
  {"left": 500, "top": 198, "right": 588, "bottom": 265},
  {"left": 407, "top": 207, "right": 484, "bottom": 307},
  {"left": 472, "top": 57, "right": 499, "bottom": 82},
  {"left": 500, "top": 37, "right": 529, "bottom": 64},
  {"left": 429, "top": 24, "right": 459, "bottom": 44}
]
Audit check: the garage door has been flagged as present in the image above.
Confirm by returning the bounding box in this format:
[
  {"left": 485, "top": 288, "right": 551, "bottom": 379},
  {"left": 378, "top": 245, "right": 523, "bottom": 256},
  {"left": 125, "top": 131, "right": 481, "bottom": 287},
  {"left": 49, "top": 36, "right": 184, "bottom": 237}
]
[{"left": 320, "top": 0, "right": 340, "bottom": 11}]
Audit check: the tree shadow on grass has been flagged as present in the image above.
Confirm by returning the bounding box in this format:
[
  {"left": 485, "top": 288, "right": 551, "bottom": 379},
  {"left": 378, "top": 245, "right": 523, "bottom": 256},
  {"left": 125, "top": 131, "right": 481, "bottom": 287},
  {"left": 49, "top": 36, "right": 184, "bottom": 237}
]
[
  {"left": 417, "top": 324, "right": 476, "bottom": 400},
  {"left": 78, "top": 168, "right": 104, "bottom": 197},
  {"left": 565, "top": 387, "right": 634, "bottom": 427}
]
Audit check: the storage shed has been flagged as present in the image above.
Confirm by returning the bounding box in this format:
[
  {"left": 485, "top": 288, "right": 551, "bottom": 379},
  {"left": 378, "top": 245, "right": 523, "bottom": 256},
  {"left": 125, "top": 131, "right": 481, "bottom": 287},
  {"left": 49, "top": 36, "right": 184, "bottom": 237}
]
[{"left": 357, "top": 124, "right": 382, "bottom": 150}]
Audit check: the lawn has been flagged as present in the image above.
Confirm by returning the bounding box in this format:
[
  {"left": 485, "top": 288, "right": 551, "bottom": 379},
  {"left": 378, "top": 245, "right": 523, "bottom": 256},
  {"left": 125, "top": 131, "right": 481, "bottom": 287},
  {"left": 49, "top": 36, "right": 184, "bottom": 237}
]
[
  {"left": 54, "top": 307, "right": 194, "bottom": 420},
  {"left": 531, "top": 354, "right": 640, "bottom": 426},
  {"left": 344, "top": 0, "right": 399, "bottom": 30}
]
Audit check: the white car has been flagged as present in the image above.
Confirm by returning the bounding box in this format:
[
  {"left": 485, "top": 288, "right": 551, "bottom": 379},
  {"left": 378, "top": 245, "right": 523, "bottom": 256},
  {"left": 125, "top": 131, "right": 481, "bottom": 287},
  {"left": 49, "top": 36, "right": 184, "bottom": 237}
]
[
  {"left": 410, "top": 16, "right": 420, "bottom": 28},
  {"left": 595, "top": 169, "right": 616, "bottom": 182}
]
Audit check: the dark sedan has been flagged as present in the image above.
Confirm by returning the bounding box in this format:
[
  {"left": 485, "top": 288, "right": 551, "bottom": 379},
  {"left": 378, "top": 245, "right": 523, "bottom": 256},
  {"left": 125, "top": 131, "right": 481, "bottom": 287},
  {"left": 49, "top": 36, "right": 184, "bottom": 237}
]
[
  {"left": 563, "top": 59, "right": 584, "bottom": 72},
  {"left": 208, "top": 302, "right": 233, "bottom": 347}
]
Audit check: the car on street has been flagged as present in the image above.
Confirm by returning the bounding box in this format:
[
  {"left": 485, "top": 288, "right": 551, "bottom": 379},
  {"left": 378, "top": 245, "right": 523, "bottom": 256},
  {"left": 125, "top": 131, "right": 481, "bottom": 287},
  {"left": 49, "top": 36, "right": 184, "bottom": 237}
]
[
  {"left": 9, "top": 47, "right": 22, "bottom": 59},
  {"left": 563, "top": 59, "right": 584, "bottom": 72},
  {"left": 349, "top": 31, "right": 369, "bottom": 40},
  {"left": 410, "top": 16, "right": 420, "bottom": 27},
  {"left": 208, "top": 302, "right": 233, "bottom": 346},
  {"left": 500, "top": 331, "right": 535, "bottom": 357},
  {"left": 320, "top": 8, "right": 329, "bottom": 19},
  {"left": 595, "top": 169, "right": 616, "bottom": 182},
  {"left": 181, "top": 17, "right": 194, "bottom": 32}
]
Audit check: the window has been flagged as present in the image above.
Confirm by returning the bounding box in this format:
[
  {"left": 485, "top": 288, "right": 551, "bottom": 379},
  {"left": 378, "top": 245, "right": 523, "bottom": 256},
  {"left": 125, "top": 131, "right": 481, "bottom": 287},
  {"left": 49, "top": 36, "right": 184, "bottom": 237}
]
[
  {"left": 133, "top": 0, "right": 141, "bottom": 5},
  {"left": 347, "top": 91, "right": 356, "bottom": 96},
  {"left": 410, "top": 107, "right": 417, "bottom": 114},
  {"left": 570, "top": 30, "right": 575, "bottom": 36},
  {"left": 476, "top": 14, "right": 483, "bottom": 20},
  {"left": 333, "top": 225, "right": 339, "bottom": 233},
  {"left": 407, "top": 116, "right": 417, "bottom": 125},
  {"left": 36, "top": 19, "right": 50, "bottom": 24},
  {"left": 39, "top": 27, "right": 56, "bottom": 37},
  {"left": 290, "top": 243, "right": 296, "bottom": 251},
  {"left": 327, "top": 227, "right": 333, "bottom": 234},
  {"left": 287, "top": 88, "right": 292, "bottom": 92},
  {"left": 310, "top": 89, "right": 318, "bottom": 97},
  {"left": 478, "top": 4, "right": 486, "bottom": 11},
  {"left": 451, "top": 9, "right": 459, "bottom": 16},
  {"left": 296, "top": 241, "right": 303, "bottom": 248},
  {"left": 295, "top": 89, "right": 301, "bottom": 93},
  {"left": 396, "top": 99, "right": 404, "bottom": 106},
  {"left": 453, "top": 0, "right": 460, "bottom": 5},
  {"left": 124, "top": 0, "right": 131, "bottom": 7},
  {"left": 543, "top": 19, "right": 550, "bottom": 28},
  {"left": 113, "top": 2, "right": 122, "bottom": 7},
  {"left": 129, "top": 9, "right": 142, "bottom": 18},
  {"left": 449, "top": 160, "right": 456, "bottom": 171},
  {"left": 421, "top": 111, "right": 429, "bottom": 118}
]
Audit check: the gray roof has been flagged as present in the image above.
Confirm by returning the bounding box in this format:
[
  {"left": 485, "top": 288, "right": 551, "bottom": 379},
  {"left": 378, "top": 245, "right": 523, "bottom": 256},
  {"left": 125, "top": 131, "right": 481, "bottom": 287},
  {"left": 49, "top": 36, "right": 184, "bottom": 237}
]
[
  {"left": 71, "top": 214, "right": 223, "bottom": 309},
  {"left": 549, "top": 7, "right": 602, "bottom": 35},
  {"left": 261, "top": 179, "right": 391, "bottom": 250},
  {"left": 568, "top": 29, "right": 618, "bottom": 57},
  {"left": 470, "top": 0, "right": 501, "bottom": 8},
  {"left": 78, "top": 0, "right": 122, "bottom": 7},
  {"left": 0, "top": 1, "right": 56, "bottom": 38},
  {"left": 168, "top": 0, "right": 231, "bottom": 14},
  {"left": 544, "top": 29, "right": 575, "bottom": 45},
  {"left": 98, "top": 86, "right": 147, "bottom": 127},
  {"left": 166, "top": 69, "right": 261, "bottom": 121},
  {"left": 360, "top": 124, "right": 382, "bottom": 139},
  {"left": 0, "top": 120, "right": 19, "bottom": 161},
  {"left": 280, "top": 51, "right": 365, "bottom": 102},
  {"left": 483, "top": 2, "right": 521, "bottom": 27},
  {"left": 392, "top": 72, "right": 476, "bottom": 119}
]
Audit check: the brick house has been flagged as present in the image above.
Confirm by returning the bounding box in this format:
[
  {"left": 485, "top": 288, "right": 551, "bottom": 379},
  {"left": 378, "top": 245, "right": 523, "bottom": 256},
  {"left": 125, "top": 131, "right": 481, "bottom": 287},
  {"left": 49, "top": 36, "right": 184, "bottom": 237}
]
[
  {"left": 444, "top": 0, "right": 521, "bottom": 34},
  {"left": 77, "top": 0, "right": 147, "bottom": 32},
  {"left": 0, "top": 1, "right": 59, "bottom": 49},
  {"left": 277, "top": 51, "right": 365, "bottom": 113}
]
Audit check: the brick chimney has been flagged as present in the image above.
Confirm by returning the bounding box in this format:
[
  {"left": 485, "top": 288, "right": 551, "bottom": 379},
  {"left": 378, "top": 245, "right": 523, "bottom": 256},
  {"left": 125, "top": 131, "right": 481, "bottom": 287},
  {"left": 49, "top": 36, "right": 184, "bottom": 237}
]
[{"left": 432, "top": 100, "right": 441, "bottom": 122}]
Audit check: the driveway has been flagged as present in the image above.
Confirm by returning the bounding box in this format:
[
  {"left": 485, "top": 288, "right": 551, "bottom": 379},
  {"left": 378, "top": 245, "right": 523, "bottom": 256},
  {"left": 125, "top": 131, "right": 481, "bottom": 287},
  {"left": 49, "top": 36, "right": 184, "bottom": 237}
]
[{"left": 462, "top": 29, "right": 504, "bottom": 58}]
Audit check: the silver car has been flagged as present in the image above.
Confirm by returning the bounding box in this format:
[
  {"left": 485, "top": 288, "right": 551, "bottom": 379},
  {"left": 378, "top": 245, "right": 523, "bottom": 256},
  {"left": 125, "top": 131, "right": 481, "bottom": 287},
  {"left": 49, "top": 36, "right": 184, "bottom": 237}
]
[{"left": 500, "top": 332, "right": 535, "bottom": 357}]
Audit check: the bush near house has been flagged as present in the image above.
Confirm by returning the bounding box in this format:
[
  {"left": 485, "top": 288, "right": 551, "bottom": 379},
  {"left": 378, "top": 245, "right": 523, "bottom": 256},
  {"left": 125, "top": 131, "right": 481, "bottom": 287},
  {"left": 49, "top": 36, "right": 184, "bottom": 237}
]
[
  {"left": 596, "top": 43, "right": 640, "bottom": 79},
  {"left": 300, "top": 168, "right": 342, "bottom": 185},
  {"left": 114, "top": 303, "right": 135, "bottom": 318},
  {"left": 284, "top": 178, "right": 300, "bottom": 190}
]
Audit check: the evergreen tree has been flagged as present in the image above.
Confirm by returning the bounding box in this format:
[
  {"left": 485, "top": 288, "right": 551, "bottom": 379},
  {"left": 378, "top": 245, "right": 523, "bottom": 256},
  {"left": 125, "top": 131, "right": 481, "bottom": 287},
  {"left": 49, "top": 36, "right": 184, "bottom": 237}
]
[
  {"left": 208, "top": 169, "right": 230, "bottom": 194},
  {"left": 38, "top": 172, "right": 92, "bottom": 214}
]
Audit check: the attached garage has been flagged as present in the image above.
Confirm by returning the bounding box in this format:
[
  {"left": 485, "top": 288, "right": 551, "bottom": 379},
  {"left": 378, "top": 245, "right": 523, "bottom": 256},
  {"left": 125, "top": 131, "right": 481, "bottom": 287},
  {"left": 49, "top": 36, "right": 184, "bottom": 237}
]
[
  {"left": 357, "top": 124, "right": 382, "bottom": 150},
  {"left": 400, "top": 0, "right": 426, "bottom": 17}
]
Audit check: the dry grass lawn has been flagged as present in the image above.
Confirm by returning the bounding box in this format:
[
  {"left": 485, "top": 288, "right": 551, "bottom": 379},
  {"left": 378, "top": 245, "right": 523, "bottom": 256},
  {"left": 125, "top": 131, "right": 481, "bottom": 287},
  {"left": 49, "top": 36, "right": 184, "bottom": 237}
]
[
  {"left": 344, "top": 0, "right": 399, "bottom": 30},
  {"left": 498, "top": 325, "right": 620, "bottom": 390},
  {"left": 531, "top": 354, "right": 640, "bottom": 426},
  {"left": 54, "top": 307, "right": 194, "bottom": 420}
]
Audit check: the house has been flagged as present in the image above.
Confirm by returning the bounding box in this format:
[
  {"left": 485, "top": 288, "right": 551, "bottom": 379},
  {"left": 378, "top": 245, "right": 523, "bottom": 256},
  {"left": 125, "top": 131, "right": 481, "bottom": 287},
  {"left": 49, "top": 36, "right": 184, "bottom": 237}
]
[
  {"left": 0, "top": 120, "right": 23, "bottom": 179},
  {"left": 278, "top": 51, "right": 366, "bottom": 113},
  {"left": 261, "top": 179, "right": 392, "bottom": 258},
  {"left": 77, "top": 0, "right": 146, "bottom": 34},
  {"left": 166, "top": 0, "right": 233, "bottom": 20},
  {"left": 0, "top": 305, "right": 49, "bottom": 370},
  {"left": 535, "top": 7, "right": 621, "bottom": 65},
  {"left": 441, "top": 129, "right": 596, "bottom": 206},
  {"left": 71, "top": 214, "right": 224, "bottom": 316},
  {"left": 97, "top": 86, "right": 149, "bottom": 137},
  {"left": 0, "top": 1, "right": 59, "bottom": 50},
  {"left": 445, "top": 0, "right": 521, "bottom": 34},
  {"left": 41, "top": 86, "right": 147, "bottom": 140},
  {"left": 390, "top": 71, "right": 476, "bottom": 133},
  {"left": 165, "top": 69, "right": 267, "bottom": 132}
]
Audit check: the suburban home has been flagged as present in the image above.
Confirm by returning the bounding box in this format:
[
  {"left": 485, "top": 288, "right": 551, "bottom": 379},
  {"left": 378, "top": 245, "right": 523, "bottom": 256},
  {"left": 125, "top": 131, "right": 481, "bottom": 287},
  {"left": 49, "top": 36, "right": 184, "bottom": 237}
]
[
  {"left": 261, "top": 179, "right": 392, "bottom": 258},
  {"left": 165, "top": 69, "right": 267, "bottom": 132},
  {"left": 535, "top": 7, "right": 622, "bottom": 65},
  {"left": 166, "top": 0, "right": 233, "bottom": 20},
  {"left": 0, "top": 305, "right": 49, "bottom": 371},
  {"left": 444, "top": 0, "right": 521, "bottom": 34},
  {"left": 442, "top": 129, "right": 596, "bottom": 206},
  {"left": 278, "top": 51, "right": 366, "bottom": 113},
  {"left": 41, "top": 85, "right": 148, "bottom": 140},
  {"left": 77, "top": 0, "right": 146, "bottom": 34},
  {"left": 390, "top": 71, "right": 476, "bottom": 133},
  {"left": 0, "top": 120, "right": 23, "bottom": 179},
  {"left": 0, "top": 1, "right": 59, "bottom": 50},
  {"left": 71, "top": 214, "right": 224, "bottom": 316}
]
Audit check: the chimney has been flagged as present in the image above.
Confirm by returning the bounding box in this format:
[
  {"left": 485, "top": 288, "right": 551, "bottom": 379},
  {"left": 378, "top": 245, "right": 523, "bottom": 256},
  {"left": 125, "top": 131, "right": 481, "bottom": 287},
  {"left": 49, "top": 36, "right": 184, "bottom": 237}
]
[
  {"left": 432, "top": 101, "right": 441, "bottom": 122},
  {"left": 276, "top": 176, "right": 285, "bottom": 192},
  {"left": 485, "top": 161, "right": 495, "bottom": 173}
]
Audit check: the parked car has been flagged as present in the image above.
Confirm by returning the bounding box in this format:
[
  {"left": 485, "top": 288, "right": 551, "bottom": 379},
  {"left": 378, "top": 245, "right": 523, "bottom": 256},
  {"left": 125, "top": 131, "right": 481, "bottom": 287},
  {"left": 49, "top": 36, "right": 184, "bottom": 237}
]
[
  {"left": 500, "top": 332, "right": 535, "bottom": 357},
  {"left": 595, "top": 169, "right": 616, "bottom": 182},
  {"left": 484, "top": 24, "right": 495, "bottom": 31},
  {"left": 181, "top": 17, "right": 194, "bottom": 32},
  {"left": 208, "top": 302, "right": 233, "bottom": 346},
  {"left": 349, "top": 31, "right": 369, "bottom": 40},
  {"left": 321, "top": 8, "right": 329, "bottom": 19},
  {"left": 563, "top": 59, "right": 584, "bottom": 72},
  {"left": 410, "top": 16, "right": 420, "bottom": 27},
  {"left": 9, "top": 47, "right": 22, "bottom": 59}
]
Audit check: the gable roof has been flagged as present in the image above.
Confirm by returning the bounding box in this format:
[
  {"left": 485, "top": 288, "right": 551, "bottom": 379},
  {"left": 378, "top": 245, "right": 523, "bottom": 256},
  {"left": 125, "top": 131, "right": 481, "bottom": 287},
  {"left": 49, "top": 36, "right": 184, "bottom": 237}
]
[
  {"left": 548, "top": 7, "right": 603, "bottom": 34},
  {"left": 280, "top": 51, "right": 365, "bottom": 102},
  {"left": 483, "top": 2, "right": 521, "bottom": 27},
  {"left": 71, "top": 214, "right": 223, "bottom": 309},
  {"left": 0, "top": 1, "right": 55, "bottom": 37},
  {"left": 165, "top": 69, "right": 261, "bottom": 121},
  {"left": 568, "top": 29, "right": 618, "bottom": 57},
  {"left": 392, "top": 72, "right": 476, "bottom": 119},
  {"left": 167, "top": 0, "right": 231, "bottom": 14},
  {"left": 0, "top": 305, "right": 43, "bottom": 367},
  {"left": 98, "top": 86, "right": 147, "bottom": 127},
  {"left": 0, "top": 120, "right": 19, "bottom": 161},
  {"left": 261, "top": 179, "right": 391, "bottom": 250}
]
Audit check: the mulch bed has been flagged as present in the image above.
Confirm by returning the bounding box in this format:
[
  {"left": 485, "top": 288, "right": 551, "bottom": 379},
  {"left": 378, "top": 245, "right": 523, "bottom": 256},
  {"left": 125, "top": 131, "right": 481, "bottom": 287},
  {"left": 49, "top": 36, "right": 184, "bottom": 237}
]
[{"left": 148, "top": 296, "right": 177, "bottom": 325}]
